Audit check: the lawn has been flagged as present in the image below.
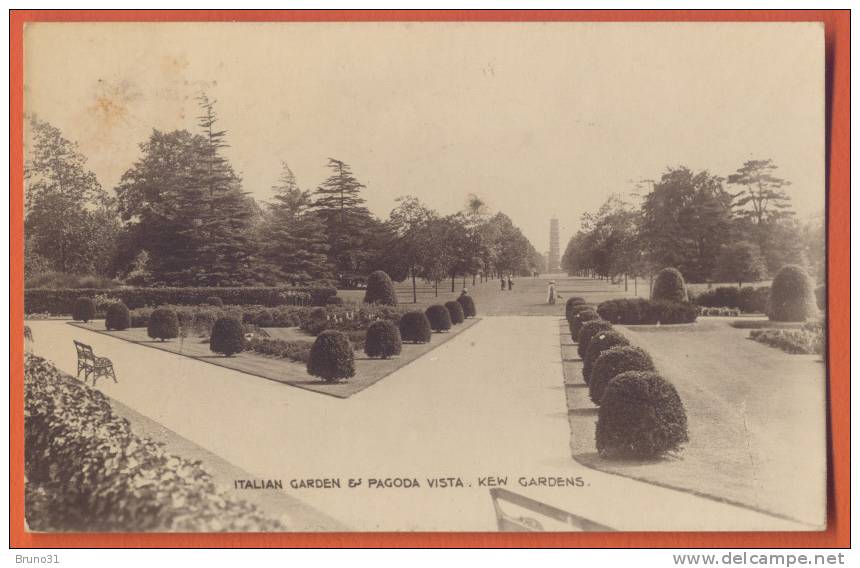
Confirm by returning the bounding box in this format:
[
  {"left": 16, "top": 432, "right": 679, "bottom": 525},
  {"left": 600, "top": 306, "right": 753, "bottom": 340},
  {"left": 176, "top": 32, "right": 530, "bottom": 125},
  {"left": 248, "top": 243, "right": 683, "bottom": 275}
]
[
  {"left": 560, "top": 317, "right": 826, "bottom": 528},
  {"left": 71, "top": 318, "right": 482, "bottom": 398}
]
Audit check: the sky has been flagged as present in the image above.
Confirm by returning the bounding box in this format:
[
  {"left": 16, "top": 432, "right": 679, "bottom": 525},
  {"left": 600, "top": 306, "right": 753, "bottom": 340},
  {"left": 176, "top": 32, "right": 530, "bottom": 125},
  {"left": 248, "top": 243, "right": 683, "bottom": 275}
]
[{"left": 24, "top": 22, "right": 825, "bottom": 254}]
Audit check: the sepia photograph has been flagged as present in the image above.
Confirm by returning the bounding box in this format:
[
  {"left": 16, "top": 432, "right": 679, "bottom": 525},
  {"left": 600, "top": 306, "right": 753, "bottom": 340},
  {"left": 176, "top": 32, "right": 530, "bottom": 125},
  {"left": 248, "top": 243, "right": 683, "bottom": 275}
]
[{"left": 18, "top": 18, "right": 829, "bottom": 534}]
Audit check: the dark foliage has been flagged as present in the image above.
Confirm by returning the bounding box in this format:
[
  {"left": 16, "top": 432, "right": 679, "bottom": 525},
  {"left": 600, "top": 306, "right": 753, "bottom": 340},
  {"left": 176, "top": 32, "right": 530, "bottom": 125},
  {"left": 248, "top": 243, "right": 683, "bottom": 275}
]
[
  {"left": 364, "top": 320, "right": 403, "bottom": 359},
  {"left": 307, "top": 330, "right": 355, "bottom": 382},
  {"left": 769, "top": 264, "right": 817, "bottom": 322},
  {"left": 597, "top": 298, "right": 697, "bottom": 325},
  {"left": 565, "top": 297, "right": 587, "bottom": 321},
  {"left": 425, "top": 304, "right": 452, "bottom": 332},
  {"left": 147, "top": 308, "right": 179, "bottom": 341},
  {"left": 577, "top": 320, "right": 614, "bottom": 359},
  {"left": 206, "top": 296, "right": 224, "bottom": 307},
  {"left": 105, "top": 302, "right": 130, "bottom": 331},
  {"left": 590, "top": 346, "right": 655, "bottom": 405},
  {"left": 209, "top": 317, "right": 246, "bottom": 356},
  {"left": 445, "top": 301, "right": 465, "bottom": 325},
  {"left": 71, "top": 297, "right": 96, "bottom": 323},
  {"left": 457, "top": 295, "right": 477, "bottom": 318},
  {"left": 651, "top": 267, "right": 689, "bottom": 303},
  {"left": 327, "top": 296, "right": 344, "bottom": 306},
  {"left": 363, "top": 270, "right": 398, "bottom": 306},
  {"left": 583, "top": 330, "right": 630, "bottom": 384},
  {"left": 595, "top": 371, "right": 689, "bottom": 459},
  {"left": 569, "top": 308, "right": 599, "bottom": 342},
  {"left": 815, "top": 285, "right": 826, "bottom": 311},
  {"left": 399, "top": 311, "right": 432, "bottom": 343},
  {"left": 693, "top": 286, "right": 770, "bottom": 314},
  {"left": 246, "top": 337, "right": 311, "bottom": 363}
]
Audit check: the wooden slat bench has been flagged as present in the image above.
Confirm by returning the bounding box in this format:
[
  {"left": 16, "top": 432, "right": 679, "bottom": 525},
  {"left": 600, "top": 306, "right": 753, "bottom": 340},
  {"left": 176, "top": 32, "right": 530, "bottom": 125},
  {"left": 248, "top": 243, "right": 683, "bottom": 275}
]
[{"left": 73, "top": 340, "right": 117, "bottom": 386}]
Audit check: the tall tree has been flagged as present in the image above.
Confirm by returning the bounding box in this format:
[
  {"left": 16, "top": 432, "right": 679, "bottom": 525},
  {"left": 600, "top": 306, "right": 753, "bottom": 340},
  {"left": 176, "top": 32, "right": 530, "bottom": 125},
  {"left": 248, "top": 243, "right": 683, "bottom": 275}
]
[
  {"left": 24, "top": 115, "right": 119, "bottom": 276},
  {"left": 258, "top": 163, "right": 332, "bottom": 284},
  {"left": 727, "top": 159, "right": 793, "bottom": 227},
  {"left": 713, "top": 241, "right": 768, "bottom": 287},
  {"left": 388, "top": 196, "right": 436, "bottom": 302}
]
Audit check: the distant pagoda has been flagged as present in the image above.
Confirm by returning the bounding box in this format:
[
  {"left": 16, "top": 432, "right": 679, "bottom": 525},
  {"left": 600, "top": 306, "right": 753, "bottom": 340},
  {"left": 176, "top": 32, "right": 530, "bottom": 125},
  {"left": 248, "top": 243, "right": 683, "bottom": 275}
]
[{"left": 548, "top": 218, "right": 560, "bottom": 272}]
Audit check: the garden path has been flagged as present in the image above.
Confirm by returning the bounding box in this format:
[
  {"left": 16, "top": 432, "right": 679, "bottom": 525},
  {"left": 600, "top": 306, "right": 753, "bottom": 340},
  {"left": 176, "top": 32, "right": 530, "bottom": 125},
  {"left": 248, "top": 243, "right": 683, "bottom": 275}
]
[{"left": 27, "top": 312, "right": 807, "bottom": 532}]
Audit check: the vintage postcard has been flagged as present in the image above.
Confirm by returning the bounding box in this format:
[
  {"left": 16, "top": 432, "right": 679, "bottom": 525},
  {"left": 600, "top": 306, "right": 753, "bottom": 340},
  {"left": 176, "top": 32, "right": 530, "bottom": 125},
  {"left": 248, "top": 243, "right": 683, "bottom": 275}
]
[{"left": 20, "top": 20, "right": 827, "bottom": 533}]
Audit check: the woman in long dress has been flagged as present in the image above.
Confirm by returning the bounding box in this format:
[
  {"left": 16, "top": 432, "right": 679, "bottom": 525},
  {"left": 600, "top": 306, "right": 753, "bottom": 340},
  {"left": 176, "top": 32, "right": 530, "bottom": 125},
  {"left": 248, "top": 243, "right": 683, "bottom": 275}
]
[{"left": 547, "top": 281, "right": 557, "bottom": 305}]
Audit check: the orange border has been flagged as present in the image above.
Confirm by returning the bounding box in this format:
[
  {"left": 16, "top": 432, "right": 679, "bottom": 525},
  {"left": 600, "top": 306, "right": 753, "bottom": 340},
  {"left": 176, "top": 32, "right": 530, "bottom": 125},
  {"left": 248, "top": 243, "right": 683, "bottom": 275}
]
[{"left": 9, "top": 9, "right": 850, "bottom": 549}]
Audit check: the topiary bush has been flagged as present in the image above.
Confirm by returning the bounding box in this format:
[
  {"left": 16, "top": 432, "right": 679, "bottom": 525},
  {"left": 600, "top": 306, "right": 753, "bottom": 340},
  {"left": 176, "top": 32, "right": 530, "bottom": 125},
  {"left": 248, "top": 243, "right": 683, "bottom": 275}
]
[
  {"left": 457, "top": 295, "right": 477, "bottom": 318},
  {"left": 105, "top": 301, "right": 130, "bottom": 331},
  {"left": 577, "top": 320, "right": 614, "bottom": 359},
  {"left": 583, "top": 330, "right": 630, "bottom": 384},
  {"left": 71, "top": 297, "right": 96, "bottom": 323},
  {"left": 425, "top": 304, "right": 452, "bottom": 332},
  {"left": 651, "top": 267, "right": 688, "bottom": 303},
  {"left": 399, "top": 311, "right": 432, "bottom": 343},
  {"left": 565, "top": 297, "right": 587, "bottom": 321},
  {"left": 363, "top": 270, "right": 398, "bottom": 306},
  {"left": 147, "top": 308, "right": 179, "bottom": 341},
  {"left": 307, "top": 330, "right": 355, "bottom": 382},
  {"left": 210, "top": 317, "right": 246, "bottom": 357},
  {"left": 595, "top": 371, "right": 689, "bottom": 459},
  {"left": 206, "top": 296, "right": 224, "bottom": 307},
  {"left": 569, "top": 308, "right": 599, "bottom": 342},
  {"left": 769, "top": 264, "right": 818, "bottom": 322},
  {"left": 445, "top": 301, "right": 465, "bottom": 324},
  {"left": 364, "top": 320, "right": 402, "bottom": 359},
  {"left": 590, "top": 346, "right": 655, "bottom": 405}
]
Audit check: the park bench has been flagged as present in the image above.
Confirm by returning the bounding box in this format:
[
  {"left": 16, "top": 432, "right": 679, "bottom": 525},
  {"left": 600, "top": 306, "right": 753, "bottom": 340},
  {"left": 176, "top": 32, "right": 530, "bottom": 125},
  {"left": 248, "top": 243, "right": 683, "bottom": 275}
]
[
  {"left": 73, "top": 340, "right": 117, "bottom": 386},
  {"left": 489, "top": 487, "right": 613, "bottom": 532}
]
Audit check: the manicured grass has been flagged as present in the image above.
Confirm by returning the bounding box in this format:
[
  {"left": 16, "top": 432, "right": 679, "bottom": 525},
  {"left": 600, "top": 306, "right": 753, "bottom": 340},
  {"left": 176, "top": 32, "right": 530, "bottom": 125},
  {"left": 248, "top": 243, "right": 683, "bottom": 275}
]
[
  {"left": 560, "top": 317, "right": 825, "bottom": 527},
  {"left": 71, "top": 319, "right": 482, "bottom": 398}
]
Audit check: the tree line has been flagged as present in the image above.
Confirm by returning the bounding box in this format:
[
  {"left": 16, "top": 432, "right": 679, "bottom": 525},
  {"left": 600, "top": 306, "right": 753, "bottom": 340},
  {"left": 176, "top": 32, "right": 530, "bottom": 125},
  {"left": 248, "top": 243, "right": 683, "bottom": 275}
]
[
  {"left": 24, "top": 95, "right": 542, "bottom": 292},
  {"left": 561, "top": 164, "right": 824, "bottom": 288}
]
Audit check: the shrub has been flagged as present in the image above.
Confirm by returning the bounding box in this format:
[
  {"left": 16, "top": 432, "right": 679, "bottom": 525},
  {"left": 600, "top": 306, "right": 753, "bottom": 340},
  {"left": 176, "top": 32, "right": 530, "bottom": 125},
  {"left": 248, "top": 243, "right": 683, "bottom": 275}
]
[
  {"left": 577, "top": 320, "right": 614, "bottom": 359},
  {"left": 590, "top": 346, "right": 655, "bottom": 405},
  {"left": 698, "top": 306, "right": 741, "bottom": 317},
  {"left": 815, "top": 285, "right": 826, "bottom": 311},
  {"left": 400, "top": 311, "right": 432, "bottom": 343},
  {"left": 327, "top": 296, "right": 344, "bottom": 306},
  {"left": 749, "top": 329, "right": 824, "bottom": 355},
  {"left": 206, "top": 296, "right": 224, "bottom": 307},
  {"left": 445, "top": 301, "right": 465, "bottom": 324},
  {"left": 738, "top": 286, "right": 770, "bottom": 314},
  {"left": 209, "top": 317, "right": 246, "bottom": 357},
  {"left": 596, "top": 298, "right": 696, "bottom": 325},
  {"left": 363, "top": 270, "right": 398, "bottom": 306},
  {"left": 246, "top": 337, "right": 311, "bottom": 364},
  {"left": 71, "top": 297, "right": 96, "bottom": 322},
  {"left": 364, "top": 320, "right": 403, "bottom": 359},
  {"left": 651, "top": 267, "right": 688, "bottom": 303},
  {"left": 565, "top": 297, "right": 587, "bottom": 321},
  {"left": 147, "top": 308, "right": 179, "bottom": 341},
  {"left": 104, "top": 302, "right": 131, "bottom": 331},
  {"left": 769, "top": 265, "right": 817, "bottom": 322},
  {"left": 569, "top": 308, "right": 599, "bottom": 341},
  {"left": 457, "top": 295, "right": 477, "bottom": 318},
  {"left": 583, "top": 330, "right": 630, "bottom": 384},
  {"left": 595, "top": 371, "right": 689, "bottom": 459},
  {"left": 23, "top": 355, "right": 286, "bottom": 532},
  {"left": 307, "top": 330, "right": 355, "bottom": 381},
  {"left": 425, "top": 304, "right": 452, "bottom": 332},
  {"left": 694, "top": 286, "right": 769, "bottom": 314}
]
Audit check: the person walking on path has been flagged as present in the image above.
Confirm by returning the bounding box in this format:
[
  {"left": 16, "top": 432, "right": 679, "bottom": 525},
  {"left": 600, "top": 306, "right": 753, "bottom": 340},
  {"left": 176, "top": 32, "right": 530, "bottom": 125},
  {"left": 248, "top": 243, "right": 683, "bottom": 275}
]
[
  {"left": 500, "top": 277, "right": 506, "bottom": 291},
  {"left": 507, "top": 275, "right": 514, "bottom": 291},
  {"left": 547, "top": 280, "right": 558, "bottom": 305}
]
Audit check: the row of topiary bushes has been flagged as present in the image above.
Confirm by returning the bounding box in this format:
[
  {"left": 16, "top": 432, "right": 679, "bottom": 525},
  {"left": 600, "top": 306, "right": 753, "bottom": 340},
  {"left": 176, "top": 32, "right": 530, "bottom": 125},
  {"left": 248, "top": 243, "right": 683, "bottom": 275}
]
[
  {"left": 25, "top": 285, "right": 338, "bottom": 315},
  {"left": 23, "top": 354, "right": 288, "bottom": 532},
  {"left": 596, "top": 298, "right": 698, "bottom": 325},
  {"left": 564, "top": 297, "right": 688, "bottom": 459}
]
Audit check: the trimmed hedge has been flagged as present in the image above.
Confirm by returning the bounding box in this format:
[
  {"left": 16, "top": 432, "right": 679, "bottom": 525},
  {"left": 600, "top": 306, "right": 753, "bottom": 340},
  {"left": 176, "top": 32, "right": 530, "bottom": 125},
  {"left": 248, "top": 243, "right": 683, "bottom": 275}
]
[
  {"left": 425, "top": 304, "right": 452, "bottom": 332},
  {"left": 72, "top": 297, "right": 96, "bottom": 323},
  {"left": 105, "top": 301, "right": 130, "bottom": 331},
  {"left": 363, "top": 270, "right": 398, "bottom": 306},
  {"left": 750, "top": 328, "right": 825, "bottom": 355},
  {"left": 595, "top": 370, "right": 689, "bottom": 459},
  {"left": 457, "top": 295, "right": 477, "bottom": 318},
  {"left": 565, "top": 297, "right": 587, "bottom": 321},
  {"left": 399, "top": 311, "right": 432, "bottom": 343},
  {"left": 147, "top": 308, "right": 179, "bottom": 341},
  {"left": 445, "top": 301, "right": 465, "bottom": 325},
  {"left": 206, "top": 296, "right": 224, "bottom": 307},
  {"left": 583, "top": 330, "right": 630, "bottom": 384},
  {"left": 652, "top": 267, "right": 688, "bottom": 303},
  {"left": 364, "top": 320, "right": 402, "bottom": 359},
  {"left": 569, "top": 308, "right": 599, "bottom": 342},
  {"left": 597, "top": 298, "right": 697, "bottom": 325},
  {"left": 246, "top": 337, "right": 311, "bottom": 363},
  {"left": 577, "top": 320, "right": 614, "bottom": 359},
  {"left": 23, "top": 354, "right": 287, "bottom": 531},
  {"left": 25, "top": 286, "right": 337, "bottom": 315},
  {"left": 307, "top": 330, "right": 355, "bottom": 382},
  {"left": 590, "top": 346, "right": 655, "bottom": 405},
  {"left": 769, "top": 265, "right": 817, "bottom": 322},
  {"left": 298, "top": 305, "right": 405, "bottom": 336},
  {"left": 210, "top": 317, "right": 246, "bottom": 357},
  {"left": 693, "top": 286, "right": 770, "bottom": 314}
]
